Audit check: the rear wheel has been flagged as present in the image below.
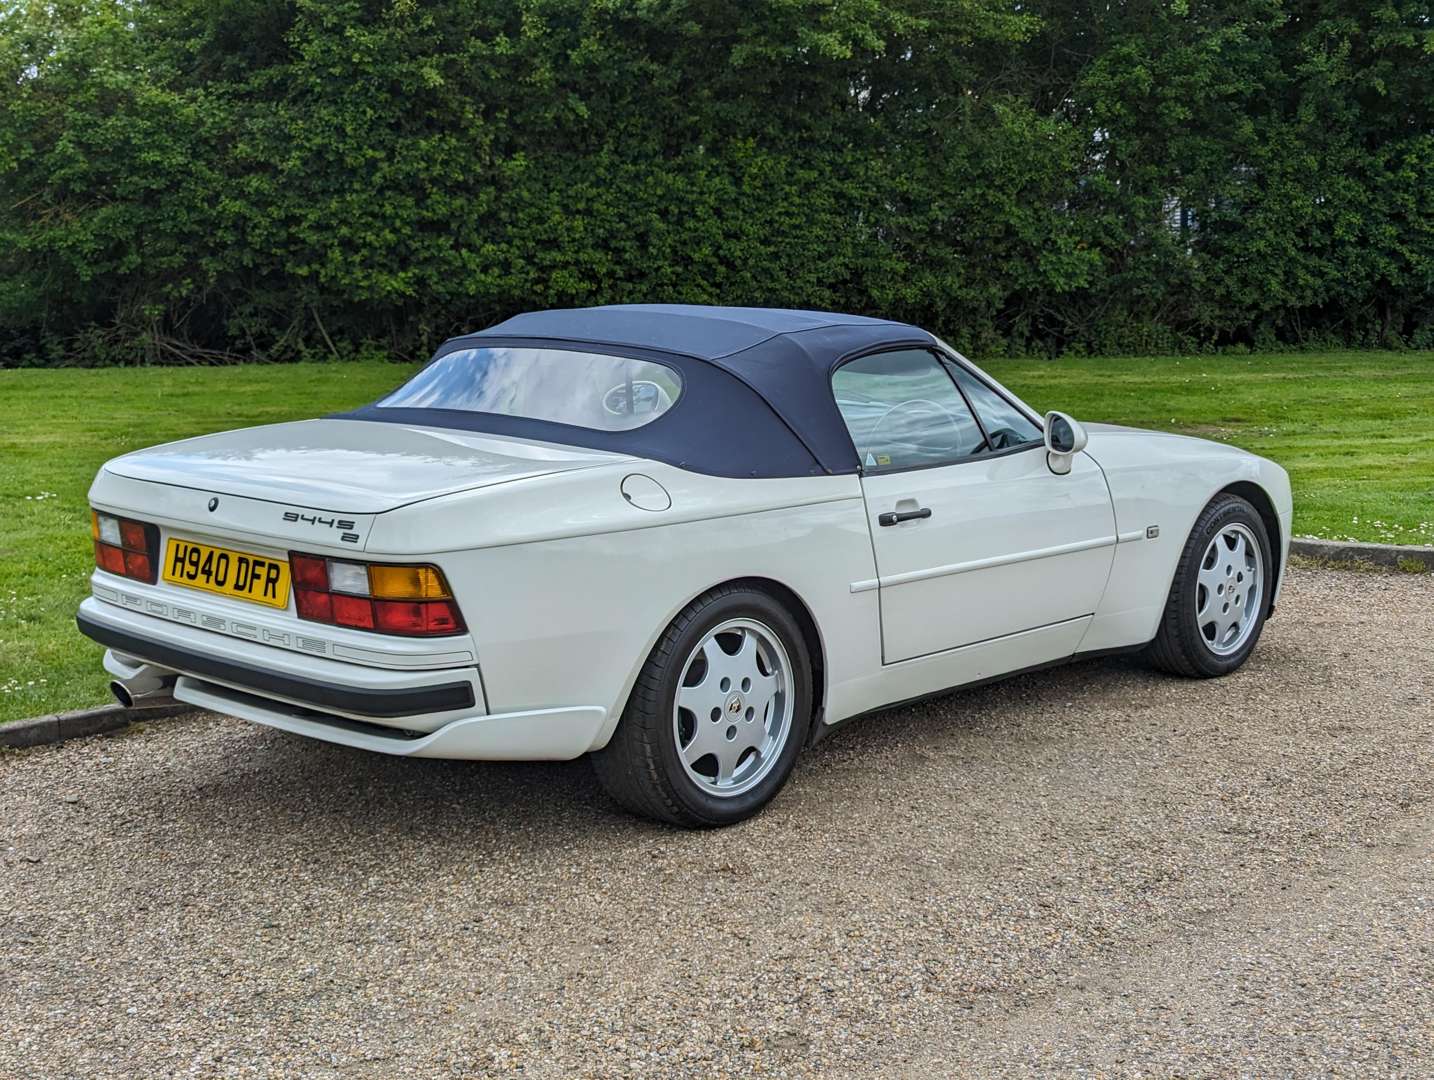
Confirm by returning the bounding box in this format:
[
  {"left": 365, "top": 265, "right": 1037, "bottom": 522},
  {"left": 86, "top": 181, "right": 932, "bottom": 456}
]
[
  {"left": 592, "top": 585, "right": 812, "bottom": 827},
  {"left": 1146, "top": 493, "right": 1272, "bottom": 678}
]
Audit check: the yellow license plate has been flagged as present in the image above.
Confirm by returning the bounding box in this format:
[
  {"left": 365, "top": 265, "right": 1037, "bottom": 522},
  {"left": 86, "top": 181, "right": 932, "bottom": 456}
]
[{"left": 161, "top": 538, "right": 292, "bottom": 609}]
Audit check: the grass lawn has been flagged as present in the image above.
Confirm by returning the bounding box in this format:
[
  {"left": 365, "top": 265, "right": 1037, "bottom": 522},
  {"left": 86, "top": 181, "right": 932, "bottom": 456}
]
[
  {"left": 984, "top": 352, "right": 1434, "bottom": 546},
  {"left": 2, "top": 351, "right": 1431, "bottom": 724},
  {"left": 0, "top": 363, "right": 421, "bottom": 724}
]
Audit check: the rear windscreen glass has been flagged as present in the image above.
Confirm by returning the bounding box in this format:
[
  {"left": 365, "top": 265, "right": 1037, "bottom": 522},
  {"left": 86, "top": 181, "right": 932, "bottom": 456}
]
[{"left": 377, "top": 347, "right": 683, "bottom": 432}]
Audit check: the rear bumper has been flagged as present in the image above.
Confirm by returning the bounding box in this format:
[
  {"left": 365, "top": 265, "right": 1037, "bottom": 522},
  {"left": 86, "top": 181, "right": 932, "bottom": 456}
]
[
  {"left": 77, "top": 601, "right": 475, "bottom": 719},
  {"left": 77, "top": 597, "right": 607, "bottom": 760},
  {"left": 171, "top": 677, "right": 607, "bottom": 761}
]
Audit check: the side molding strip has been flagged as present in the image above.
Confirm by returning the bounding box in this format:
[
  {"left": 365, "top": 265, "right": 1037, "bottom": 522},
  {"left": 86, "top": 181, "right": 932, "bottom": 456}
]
[{"left": 858, "top": 534, "right": 1118, "bottom": 591}]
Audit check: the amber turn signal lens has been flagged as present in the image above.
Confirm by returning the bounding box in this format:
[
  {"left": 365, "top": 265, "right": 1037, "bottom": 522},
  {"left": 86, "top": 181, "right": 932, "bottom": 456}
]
[{"left": 369, "top": 564, "right": 450, "bottom": 599}]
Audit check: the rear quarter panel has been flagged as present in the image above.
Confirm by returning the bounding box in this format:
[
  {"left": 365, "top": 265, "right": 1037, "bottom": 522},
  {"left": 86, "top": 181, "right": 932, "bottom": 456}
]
[{"left": 366, "top": 463, "right": 880, "bottom": 749}]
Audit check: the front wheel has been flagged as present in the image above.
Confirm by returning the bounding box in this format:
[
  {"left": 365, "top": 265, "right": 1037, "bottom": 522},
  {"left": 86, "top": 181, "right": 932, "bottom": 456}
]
[
  {"left": 592, "top": 585, "right": 812, "bottom": 827},
  {"left": 1146, "top": 493, "right": 1273, "bottom": 678}
]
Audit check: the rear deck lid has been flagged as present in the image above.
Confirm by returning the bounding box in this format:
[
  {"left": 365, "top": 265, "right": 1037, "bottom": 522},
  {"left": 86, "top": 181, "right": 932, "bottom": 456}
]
[{"left": 103, "top": 418, "right": 631, "bottom": 514}]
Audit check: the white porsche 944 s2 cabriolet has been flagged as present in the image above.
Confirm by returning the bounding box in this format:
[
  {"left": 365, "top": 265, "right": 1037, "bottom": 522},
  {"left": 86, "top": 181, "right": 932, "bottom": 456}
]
[{"left": 79, "top": 305, "right": 1291, "bottom": 825}]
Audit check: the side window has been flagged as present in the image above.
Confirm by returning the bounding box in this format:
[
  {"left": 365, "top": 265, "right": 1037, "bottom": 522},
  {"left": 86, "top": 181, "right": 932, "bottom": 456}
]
[
  {"left": 832, "top": 350, "right": 987, "bottom": 470},
  {"left": 945, "top": 363, "right": 1044, "bottom": 452}
]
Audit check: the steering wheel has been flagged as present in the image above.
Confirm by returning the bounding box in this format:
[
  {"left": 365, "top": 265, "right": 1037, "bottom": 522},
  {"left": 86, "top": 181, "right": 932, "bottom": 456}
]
[
  {"left": 602, "top": 379, "right": 673, "bottom": 418},
  {"left": 868, "top": 397, "right": 967, "bottom": 454},
  {"left": 983, "top": 426, "right": 1027, "bottom": 452}
]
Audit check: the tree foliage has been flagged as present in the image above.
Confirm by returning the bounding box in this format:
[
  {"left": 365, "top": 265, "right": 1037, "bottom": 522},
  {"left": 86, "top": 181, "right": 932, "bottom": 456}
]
[{"left": 2, "top": 0, "right": 1432, "bottom": 365}]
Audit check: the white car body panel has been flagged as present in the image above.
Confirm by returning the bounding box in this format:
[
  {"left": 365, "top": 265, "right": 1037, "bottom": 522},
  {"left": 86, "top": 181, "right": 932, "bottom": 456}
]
[
  {"left": 103, "top": 418, "right": 633, "bottom": 515},
  {"left": 81, "top": 346, "right": 1292, "bottom": 766},
  {"left": 854, "top": 447, "right": 1116, "bottom": 662},
  {"left": 1075, "top": 424, "right": 1293, "bottom": 652},
  {"left": 415, "top": 478, "right": 879, "bottom": 749}
]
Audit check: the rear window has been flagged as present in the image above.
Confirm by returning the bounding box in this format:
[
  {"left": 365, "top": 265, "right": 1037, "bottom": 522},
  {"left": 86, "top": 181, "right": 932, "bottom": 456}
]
[{"left": 377, "top": 347, "right": 683, "bottom": 432}]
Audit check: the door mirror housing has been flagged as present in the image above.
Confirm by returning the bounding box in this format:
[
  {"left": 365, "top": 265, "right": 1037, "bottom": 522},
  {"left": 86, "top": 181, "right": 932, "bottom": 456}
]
[{"left": 1044, "top": 411, "right": 1088, "bottom": 475}]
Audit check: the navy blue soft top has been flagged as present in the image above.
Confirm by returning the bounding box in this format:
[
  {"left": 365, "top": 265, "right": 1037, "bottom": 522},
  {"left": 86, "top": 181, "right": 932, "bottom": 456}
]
[{"left": 341, "top": 305, "right": 939, "bottom": 478}]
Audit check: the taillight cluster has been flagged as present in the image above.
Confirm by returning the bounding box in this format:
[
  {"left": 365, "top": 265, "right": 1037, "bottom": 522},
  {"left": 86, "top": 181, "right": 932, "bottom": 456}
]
[
  {"left": 92, "top": 511, "right": 158, "bottom": 584},
  {"left": 289, "top": 553, "right": 465, "bottom": 637}
]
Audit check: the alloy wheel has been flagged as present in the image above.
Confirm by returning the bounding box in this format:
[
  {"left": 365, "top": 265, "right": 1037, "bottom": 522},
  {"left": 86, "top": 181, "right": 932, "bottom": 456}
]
[
  {"left": 1196, "top": 522, "right": 1264, "bottom": 656},
  {"left": 672, "top": 618, "right": 793, "bottom": 798}
]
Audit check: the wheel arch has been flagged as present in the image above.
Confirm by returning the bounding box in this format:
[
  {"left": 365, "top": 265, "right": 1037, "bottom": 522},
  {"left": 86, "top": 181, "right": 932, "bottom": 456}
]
[
  {"left": 729, "top": 576, "right": 827, "bottom": 737},
  {"left": 598, "top": 574, "right": 829, "bottom": 753},
  {"left": 701, "top": 577, "right": 827, "bottom": 741},
  {"left": 1219, "top": 480, "right": 1282, "bottom": 614}
]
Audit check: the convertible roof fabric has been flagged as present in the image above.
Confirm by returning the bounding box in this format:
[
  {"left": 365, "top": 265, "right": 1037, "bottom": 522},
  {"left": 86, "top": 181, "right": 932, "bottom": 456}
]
[
  {"left": 475, "top": 304, "right": 909, "bottom": 360},
  {"left": 341, "top": 305, "right": 939, "bottom": 478}
]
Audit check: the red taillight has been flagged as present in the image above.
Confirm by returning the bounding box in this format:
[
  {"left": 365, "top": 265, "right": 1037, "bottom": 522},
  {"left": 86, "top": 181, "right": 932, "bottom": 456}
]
[
  {"left": 288, "top": 552, "right": 465, "bottom": 637},
  {"left": 292, "top": 554, "right": 329, "bottom": 591},
  {"left": 294, "top": 588, "right": 332, "bottom": 622},
  {"left": 331, "top": 593, "right": 376, "bottom": 630},
  {"left": 92, "top": 511, "right": 158, "bottom": 584},
  {"left": 373, "top": 599, "right": 464, "bottom": 635},
  {"left": 119, "top": 520, "right": 148, "bottom": 551},
  {"left": 374, "top": 600, "right": 426, "bottom": 634},
  {"left": 420, "top": 601, "right": 463, "bottom": 634},
  {"left": 95, "top": 541, "right": 126, "bottom": 575},
  {"left": 123, "top": 550, "right": 153, "bottom": 581}
]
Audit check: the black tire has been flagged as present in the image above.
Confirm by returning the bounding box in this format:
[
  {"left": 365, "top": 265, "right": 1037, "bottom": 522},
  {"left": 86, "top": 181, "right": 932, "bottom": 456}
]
[
  {"left": 1145, "top": 493, "right": 1273, "bottom": 678},
  {"left": 592, "top": 584, "right": 813, "bottom": 827}
]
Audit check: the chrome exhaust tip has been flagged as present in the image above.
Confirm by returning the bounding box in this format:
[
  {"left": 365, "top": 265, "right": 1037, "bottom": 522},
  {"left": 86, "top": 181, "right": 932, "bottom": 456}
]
[{"left": 109, "top": 675, "right": 176, "bottom": 710}]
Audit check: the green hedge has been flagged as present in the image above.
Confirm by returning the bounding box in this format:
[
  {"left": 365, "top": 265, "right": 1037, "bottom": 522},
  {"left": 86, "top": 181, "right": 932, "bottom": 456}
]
[{"left": 2, "top": 0, "right": 1432, "bottom": 365}]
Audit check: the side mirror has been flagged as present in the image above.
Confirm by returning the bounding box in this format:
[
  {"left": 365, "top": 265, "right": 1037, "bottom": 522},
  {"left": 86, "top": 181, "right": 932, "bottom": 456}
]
[{"left": 1044, "top": 411, "right": 1088, "bottom": 475}]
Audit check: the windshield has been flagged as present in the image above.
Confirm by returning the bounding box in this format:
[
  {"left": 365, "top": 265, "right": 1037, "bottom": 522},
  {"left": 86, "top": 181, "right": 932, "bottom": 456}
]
[{"left": 377, "top": 347, "right": 683, "bottom": 432}]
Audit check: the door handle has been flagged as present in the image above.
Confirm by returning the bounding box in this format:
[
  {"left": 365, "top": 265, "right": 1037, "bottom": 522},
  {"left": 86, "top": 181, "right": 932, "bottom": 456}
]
[{"left": 878, "top": 507, "right": 933, "bottom": 527}]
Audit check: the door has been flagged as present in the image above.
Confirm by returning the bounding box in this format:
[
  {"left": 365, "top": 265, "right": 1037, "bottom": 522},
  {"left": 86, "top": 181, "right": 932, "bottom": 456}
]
[{"left": 832, "top": 349, "right": 1117, "bottom": 664}]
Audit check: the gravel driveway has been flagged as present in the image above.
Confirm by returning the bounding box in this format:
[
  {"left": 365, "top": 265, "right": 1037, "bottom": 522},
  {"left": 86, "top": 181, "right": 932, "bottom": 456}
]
[{"left": 3, "top": 566, "right": 1432, "bottom": 1078}]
